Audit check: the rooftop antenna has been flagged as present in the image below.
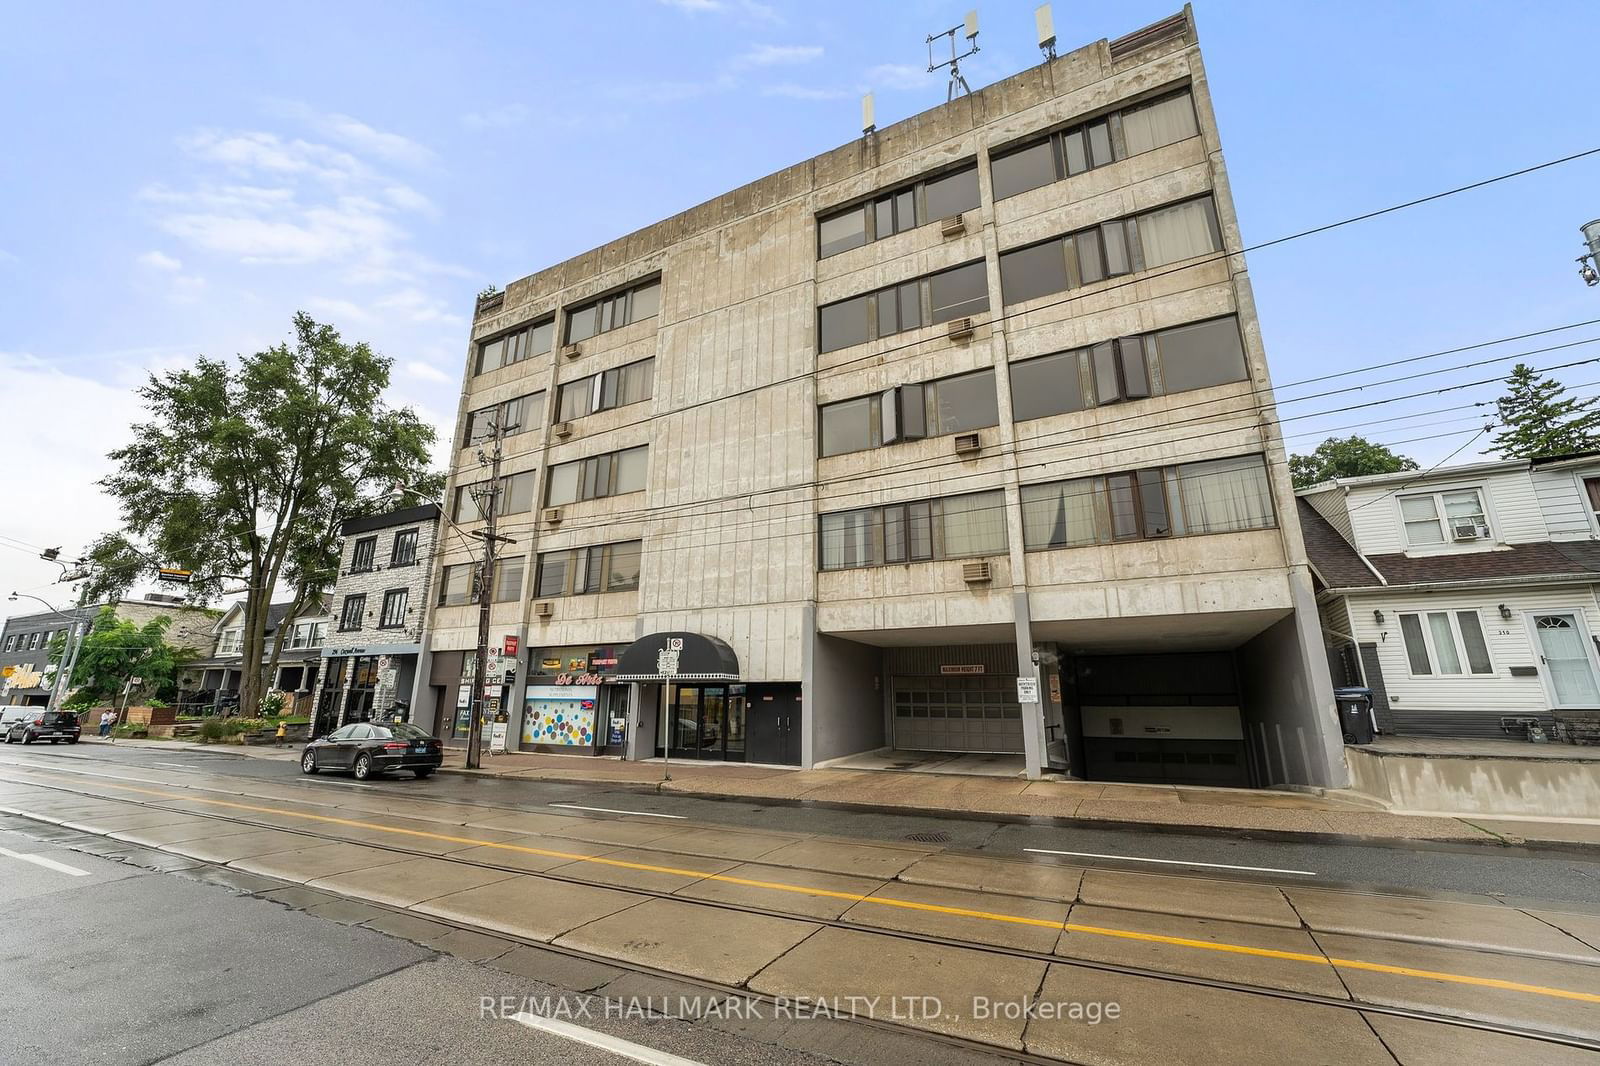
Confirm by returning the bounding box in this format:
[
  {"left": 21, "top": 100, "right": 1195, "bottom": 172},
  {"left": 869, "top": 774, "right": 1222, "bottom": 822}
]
[
  {"left": 927, "top": 9, "right": 980, "bottom": 103},
  {"left": 1035, "top": 4, "right": 1057, "bottom": 61},
  {"left": 861, "top": 91, "right": 876, "bottom": 136}
]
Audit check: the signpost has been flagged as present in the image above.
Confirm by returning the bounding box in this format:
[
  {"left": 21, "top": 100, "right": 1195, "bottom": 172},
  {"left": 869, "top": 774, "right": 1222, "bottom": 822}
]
[{"left": 658, "top": 638, "right": 680, "bottom": 781}]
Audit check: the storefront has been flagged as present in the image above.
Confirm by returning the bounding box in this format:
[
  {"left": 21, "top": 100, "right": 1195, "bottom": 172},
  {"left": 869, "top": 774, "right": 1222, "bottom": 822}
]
[{"left": 520, "top": 644, "right": 629, "bottom": 755}]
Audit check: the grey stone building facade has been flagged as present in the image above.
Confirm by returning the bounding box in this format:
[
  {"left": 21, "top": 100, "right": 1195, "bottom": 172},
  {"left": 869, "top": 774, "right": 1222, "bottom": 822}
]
[
  {"left": 423, "top": 9, "right": 1346, "bottom": 788},
  {"left": 312, "top": 503, "right": 442, "bottom": 733},
  {"left": 3, "top": 596, "right": 213, "bottom": 708}
]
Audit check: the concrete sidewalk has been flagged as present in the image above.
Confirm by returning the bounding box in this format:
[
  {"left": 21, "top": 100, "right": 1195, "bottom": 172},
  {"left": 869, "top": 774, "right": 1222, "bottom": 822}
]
[
  {"left": 77, "top": 736, "right": 300, "bottom": 761},
  {"left": 439, "top": 750, "right": 1600, "bottom": 849}
]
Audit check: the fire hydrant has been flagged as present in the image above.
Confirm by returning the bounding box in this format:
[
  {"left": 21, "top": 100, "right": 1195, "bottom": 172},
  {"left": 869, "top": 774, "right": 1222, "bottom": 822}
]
[{"left": 275, "top": 720, "right": 288, "bottom": 748}]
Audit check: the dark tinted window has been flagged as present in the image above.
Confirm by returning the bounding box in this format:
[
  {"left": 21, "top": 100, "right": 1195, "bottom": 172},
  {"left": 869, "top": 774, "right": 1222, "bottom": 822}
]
[
  {"left": 819, "top": 295, "right": 871, "bottom": 353},
  {"left": 1153, "top": 317, "right": 1248, "bottom": 393},
  {"left": 990, "top": 139, "right": 1056, "bottom": 200},
  {"left": 818, "top": 206, "right": 868, "bottom": 257},
  {"left": 927, "top": 369, "right": 998, "bottom": 434},
  {"left": 1009, "top": 352, "right": 1085, "bottom": 421},
  {"left": 999, "top": 240, "right": 1069, "bottom": 305},
  {"left": 819, "top": 395, "right": 880, "bottom": 457},
  {"left": 327, "top": 725, "right": 358, "bottom": 741},
  {"left": 372, "top": 723, "right": 430, "bottom": 740},
  {"left": 927, "top": 262, "right": 989, "bottom": 323},
  {"left": 924, "top": 166, "right": 980, "bottom": 220}
]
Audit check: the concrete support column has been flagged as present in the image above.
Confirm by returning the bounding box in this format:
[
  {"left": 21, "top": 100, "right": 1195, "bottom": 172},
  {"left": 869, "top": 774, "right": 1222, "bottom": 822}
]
[
  {"left": 1012, "top": 593, "right": 1046, "bottom": 781},
  {"left": 408, "top": 635, "right": 435, "bottom": 733},
  {"left": 799, "top": 601, "right": 817, "bottom": 770}
]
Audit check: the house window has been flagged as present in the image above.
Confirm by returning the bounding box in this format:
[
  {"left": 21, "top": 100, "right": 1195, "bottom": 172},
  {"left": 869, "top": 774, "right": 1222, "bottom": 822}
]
[
  {"left": 557, "top": 358, "right": 655, "bottom": 421},
  {"left": 990, "top": 89, "right": 1198, "bottom": 201},
  {"left": 816, "top": 163, "right": 980, "bottom": 259},
  {"left": 378, "top": 589, "right": 408, "bottom": 629},
  {"left": 390, "top": 529, "right": 419, "bottom": 566},
  {"left": 338, "top": 594, "right": 366, "bottom": 632},
  {"left": 437, "top": 563, "right": 476, "bottom": 607},
  {"left": 1398, "top": 610, "right": 1494, "bottom": 676},
  {"left": 454, "top": 471, "right": 537, "bottom": 522},
  {"left": 565, "top": 278, "right": 661, "bottom": 344},
  {"left": 310, "top": 621, "right": 327, "bottom": 646},
  {"left": 350, "top": 536, "right": 377, "bottom": 573},
  {"left": 1583, "top": 477, "right": 1600, "bottom": 527},
  {"left": 545, "top": 446, "right": 648, "bottom": 506},
  {"left": 464, "top": 391, "right": 544, "bottom": 446},
  {"left": 217, "top": 628, "right": 242, "bottom": 655},
  {"left": 534, "top": 541, "right": 643, "bottom": 597},
  {"left": 1021, "top": 454, "right": 1274, "bottom": 549},
  {"left": 476, "top": 318, "right": 554, "bottom": 375},
  {"left": 818, "top": 369, "right": 999, "bottom": 457},
  {"left": 998, "top": 196, "right": 1221, "bottom": 306},
  {"left": 818, "top": 491, "right": 1006, "bottom": 571},
  {"left": 1398, "top": 488, "right": 1489, "bottom": 547},
  {"left": 817, "top": 261, "right": 990, "bottom": 353}
]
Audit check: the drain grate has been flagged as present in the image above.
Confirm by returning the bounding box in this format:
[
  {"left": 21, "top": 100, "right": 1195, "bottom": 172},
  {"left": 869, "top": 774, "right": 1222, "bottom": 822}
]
[{"left": 904, "top": 831, "right": 950, "bottom": 843}]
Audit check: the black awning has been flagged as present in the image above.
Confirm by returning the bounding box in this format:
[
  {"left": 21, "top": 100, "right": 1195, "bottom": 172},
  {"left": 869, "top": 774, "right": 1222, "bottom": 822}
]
[{"left": 615, "top": 632, "right": 740, "bottom": 681}]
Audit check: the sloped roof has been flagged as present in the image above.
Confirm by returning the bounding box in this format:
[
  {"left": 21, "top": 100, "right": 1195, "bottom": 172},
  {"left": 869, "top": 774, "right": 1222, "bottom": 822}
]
[{"left": 1296, "top": 499, "right": 1379, "bottom": 590}]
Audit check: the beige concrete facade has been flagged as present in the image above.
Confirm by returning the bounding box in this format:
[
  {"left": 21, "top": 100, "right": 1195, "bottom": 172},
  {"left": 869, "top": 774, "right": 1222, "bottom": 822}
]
[{"left": 425, "top": 9, "right": 1345, "bottom": 787}]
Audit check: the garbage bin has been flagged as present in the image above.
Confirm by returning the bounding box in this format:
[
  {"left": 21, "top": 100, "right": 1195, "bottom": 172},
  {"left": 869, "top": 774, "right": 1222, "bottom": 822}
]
[{"left": 1334, "top": 686, "right": 1376, "bottom": 744}]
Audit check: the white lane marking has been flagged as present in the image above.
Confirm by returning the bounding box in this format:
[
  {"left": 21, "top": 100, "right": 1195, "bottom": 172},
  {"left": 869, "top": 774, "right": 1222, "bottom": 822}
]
[
  {"left": 547, "top": 803, "right": 686, "bottom": 820},
  {"left": 0, "top": 845, "right": 91, "bottom": 877},
  {"left": 509, "top": 1012, "right": 707, "bottom": 1066},
  {"left": 1024, "top": 848, "right": 1316, "bottom": 876},
  {"left": 151, "top": 763, "right": 195, "bottom": 770}
]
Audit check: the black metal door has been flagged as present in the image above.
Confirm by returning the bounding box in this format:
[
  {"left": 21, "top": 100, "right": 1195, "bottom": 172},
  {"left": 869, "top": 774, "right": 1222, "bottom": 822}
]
[{"left": 745, "top": 686, "right": 801, "bottom": 765}]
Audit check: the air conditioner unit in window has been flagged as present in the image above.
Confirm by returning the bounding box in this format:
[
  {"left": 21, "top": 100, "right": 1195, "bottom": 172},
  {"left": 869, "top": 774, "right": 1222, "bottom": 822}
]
[
  {"left": 962, "top": 560, "right": 992, "bottom": 584},
  {"left": 542, "top": 507, "right": 563, "bottom": 526},
  {"left": 953, "top": 432, "right": 981, "bottom": 455},
  {"left": 946, "top": 317, "right": 975, "bottom": 341},
  {"left": 534, "top": 601, "right": 554, "bottom": 619},
  {"left": 552, "top": 421, "right": 573, "bottom": 439},
  {"left": 1452, "top": 522, "right": 1486, "bottom": 541},
  {"left": 939, "top": 214, "right": 966, "bottom": 238},
  {"left": 561, "top": 342, "right": 582, "bottom": 360}
]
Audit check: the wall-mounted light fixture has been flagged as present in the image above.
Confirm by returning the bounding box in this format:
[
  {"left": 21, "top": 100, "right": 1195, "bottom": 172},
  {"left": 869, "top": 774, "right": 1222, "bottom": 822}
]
[
  {"left": 1499, "top": 604, "right": 1514, "bottom": 620},
  {"left": 1373, "top": 609, "right": 1385, "bottom": 625}
]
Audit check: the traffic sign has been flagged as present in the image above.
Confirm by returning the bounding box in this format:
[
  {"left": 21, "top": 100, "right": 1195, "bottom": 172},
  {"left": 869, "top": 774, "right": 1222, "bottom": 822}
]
[{"left": 1015, "top": 677, "right": 1039, "bottom": 704}]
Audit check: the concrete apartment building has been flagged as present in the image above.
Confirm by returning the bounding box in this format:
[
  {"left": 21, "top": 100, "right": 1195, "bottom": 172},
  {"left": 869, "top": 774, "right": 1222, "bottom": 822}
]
[{"left": 424, "top": 8, "right": 1345, "bottom": 788}]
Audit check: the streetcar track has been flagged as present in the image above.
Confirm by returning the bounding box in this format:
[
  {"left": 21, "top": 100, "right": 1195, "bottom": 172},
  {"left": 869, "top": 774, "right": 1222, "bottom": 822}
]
[{"left": 3, "top": 770, "right": 1598, "bottom": 1055}]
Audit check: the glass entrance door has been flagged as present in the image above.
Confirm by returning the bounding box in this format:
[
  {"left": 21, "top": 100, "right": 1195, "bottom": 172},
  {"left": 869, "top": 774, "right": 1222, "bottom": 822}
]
[
  {"left": 663, "top": 684, "right": 746, "bottom": 761},
  {"left": 669, "top": 685, "right": 701, "bottom": 758}
]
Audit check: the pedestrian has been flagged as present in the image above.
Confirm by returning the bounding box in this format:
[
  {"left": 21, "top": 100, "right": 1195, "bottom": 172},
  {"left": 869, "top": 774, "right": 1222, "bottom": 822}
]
[{"left": 98, "top": 709, "right": 113, "bottom": 739}]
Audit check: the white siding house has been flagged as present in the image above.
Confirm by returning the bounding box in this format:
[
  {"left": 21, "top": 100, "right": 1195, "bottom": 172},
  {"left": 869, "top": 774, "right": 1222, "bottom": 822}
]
[{"left": 1299, "top": 456, "right": 1600, "bottom": 740}]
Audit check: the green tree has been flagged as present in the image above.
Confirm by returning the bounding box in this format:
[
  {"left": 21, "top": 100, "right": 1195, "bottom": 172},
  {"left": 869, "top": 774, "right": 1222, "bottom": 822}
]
[
  {"left": 1289, "top": 435, "right": 1419, "bottom": 489},
  {"left": 55, "top": 607, "right": 193, "bottom": 707},
  {"left": 79, "top": 313, "right": 441, "bottom": 716},
  {"left": 1491, "top": 363, "right": 1600, "bottom": 459}
]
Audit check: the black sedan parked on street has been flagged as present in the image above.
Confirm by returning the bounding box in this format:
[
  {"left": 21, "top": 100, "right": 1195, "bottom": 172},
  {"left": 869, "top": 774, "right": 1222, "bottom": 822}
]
[
  {"left": 3, "top": 709, "right": 82, "bottom": 745},
  {"left": 300, "top": 721, "right": 442, "bottom": 780}
]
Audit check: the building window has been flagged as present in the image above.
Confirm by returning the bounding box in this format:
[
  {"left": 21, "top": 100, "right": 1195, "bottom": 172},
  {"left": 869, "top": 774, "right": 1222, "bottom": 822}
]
[
  {"left": 534, "top": 541, "right": 643, "bottom": 597},
  {"left": 476, "top": 318, "right": 554, "bottom": 375},
  {"left": 545, "top": 446, "right": 648, "bottom": 506},
  {"left": 816, "top": 163, "right": 981, "bottom": 259},
  {"left": 990, "top": 89, "right": 1198, "bottom": 201},
  {"left": 311, "top": 621, "right": 327, "bottom": 646},
  {"left": 464, "top": 391, "right": 544, "bottom": 447},
  {"left": 1021, "top": 454, "right": 1275, "bottom": 550},
  {"left": 1399, "top": 611, "right": 1494, "bottom": 676},
  {"left": 818, "top": 491, "right": 1006, "bottom": 571},
  {"left": 565, "top": 277, "right": 661, "bottom": 344},
  {"left": 390, "top": 529, "right": 419, "bottom": 567},
  {"left": 1585, "top": 477, "right": 1600, "bottom": 528},
  {"left": 27, "top": 632, "right": 39, "bottom": 650},
  {"left": 818, "top": 368, "right": 999, "bottom": 458},
  {"left": 556, "top": 358, "right": 655, "bottom": 421},
  {"left": 453, "top": 470, "right": 537, "bottom": 522},
  {"left": 437, "top": 563, "right": 476, "bottom": 607},
  {"left": 2, "top": 635, "right": 13, "bottom": 652},
  {"left": 350, "top": 536, "right": 377, "bottom": 573},
  {"left": 217, "top": 628, "right": 242, "bottom": 655},
  {"left": 338, "top": 594, "right": 366, "bottom": 632},
  {"left": 1009, "top": 316, "right": 1248, "bottom": 422},
  {"left": 1398, "top": 488, "right": 1489, "bottom": 547},
  {"left": 494, "top": 556, "right": 524, "bottom": 602},
  {"left": 998, "top": 196, "right": 1221, "bottom": 307},
  {"left": 818, "top": 260, "right": 990, "bottom": 353},
  {"left": 287, "top": 621, "right": 326, "bottom": 649},
  {"left": 378, "top": 589, "right": 408, "bottom": 629}
]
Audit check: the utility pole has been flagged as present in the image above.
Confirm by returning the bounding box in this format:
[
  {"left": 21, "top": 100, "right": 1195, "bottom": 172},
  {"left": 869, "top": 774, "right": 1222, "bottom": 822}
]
[
  {"left": 466, "top": 415, "right": 516, "bottom": 769},
  {"left": 48, "top": 619, "right": 86, "bottom": 713}
]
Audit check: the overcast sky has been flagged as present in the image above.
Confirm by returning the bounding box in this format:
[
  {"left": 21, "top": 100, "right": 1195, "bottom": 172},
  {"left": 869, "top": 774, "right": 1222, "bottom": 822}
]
[{"left": 3, "top": 0, "right": 1599, "bottom": 614}]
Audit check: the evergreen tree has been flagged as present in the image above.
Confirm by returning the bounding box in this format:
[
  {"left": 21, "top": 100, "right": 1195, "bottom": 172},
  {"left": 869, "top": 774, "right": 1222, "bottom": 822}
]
[{"left": 1491, "top": 364, "right": 1600, "bottom": 459}]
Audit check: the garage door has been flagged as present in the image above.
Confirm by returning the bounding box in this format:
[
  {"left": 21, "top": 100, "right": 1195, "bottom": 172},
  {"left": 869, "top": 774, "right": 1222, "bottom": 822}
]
[{"left": 891, "top": 674, "right": 1024, "bottom": 753}]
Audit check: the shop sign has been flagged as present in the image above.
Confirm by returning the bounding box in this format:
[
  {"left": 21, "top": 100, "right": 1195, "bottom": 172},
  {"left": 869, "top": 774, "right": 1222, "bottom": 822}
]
[
  {"left": 940, "top": 664, "right": 985, "bottom": 675},
  {"left": 489, "top": 720, "right": 509, "bottom": 752},
  {"left": 503, "top": 636, "right": 519, "bottom": 656},
  {"left": 541, "top": 656, "right": 563, "bottom": 670},
  {"left": 1048, "top": 674, "right": 1062, "bottom": 704},
  {"left": 608, "top": 716, "right": 626, "bottom": 745},
  {"left": 556, "top": 672, "right": 605, "bottom": 686}
]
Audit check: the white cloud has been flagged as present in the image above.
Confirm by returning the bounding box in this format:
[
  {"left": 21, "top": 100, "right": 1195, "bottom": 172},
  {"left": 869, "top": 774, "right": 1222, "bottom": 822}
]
[
  {"left": 462, "top": 103, "right": 530, "bottom": 130},
  {"left": 137, "top": 250, "right": 183, "bottom": 271},
  {"left": 656, "top": 0, "right": 779, "bottom": 20},
  {"left": 383, "top": 184, "right": 436, "bottom": 215},
  {"left": 304, "top": 296, "right": 374, "bottom": 324},
  {"left": 376, "top": 287, "right": 463, "bottom": 326},
  {"left": 0, "top": 249, "right": 20, "bottom": 267},
  {"left": 403, "top": 359, "right": 452, "bottom": 384},
  {"left": 265, "top": 101, "right": 434, "bottom": 168},
  {"left": 732, "top": 44, "right": 822, "bottom": 69},
  {"left": 761, "top": 83, "right": 851, "bottom": 101},
  {"left": 864, "top": 63, "right": 929, "bottom": 91}
]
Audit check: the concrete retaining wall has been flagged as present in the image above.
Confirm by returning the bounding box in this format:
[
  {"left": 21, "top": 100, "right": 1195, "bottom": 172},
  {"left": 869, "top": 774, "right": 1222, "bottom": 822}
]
[{"left": 1347, "top": 747, "right": 1600, "bottom": 819}]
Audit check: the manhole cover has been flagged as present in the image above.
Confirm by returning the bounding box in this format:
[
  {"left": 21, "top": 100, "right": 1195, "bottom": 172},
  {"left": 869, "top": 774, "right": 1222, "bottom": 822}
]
[{"left": 905, "top": 831, "right": 950, "bottom": 843}]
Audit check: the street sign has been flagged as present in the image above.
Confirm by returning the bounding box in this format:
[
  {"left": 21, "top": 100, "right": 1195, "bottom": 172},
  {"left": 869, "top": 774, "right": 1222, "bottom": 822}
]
[
  {"left": 157, "top": 568, "right": 192, "bottom": 584},
  {"left": 1015, "top": 677, "right": 1039, "bottom": 704},
  {"left": 130, "top": 676, "right": 143, "bottom": 686}
]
